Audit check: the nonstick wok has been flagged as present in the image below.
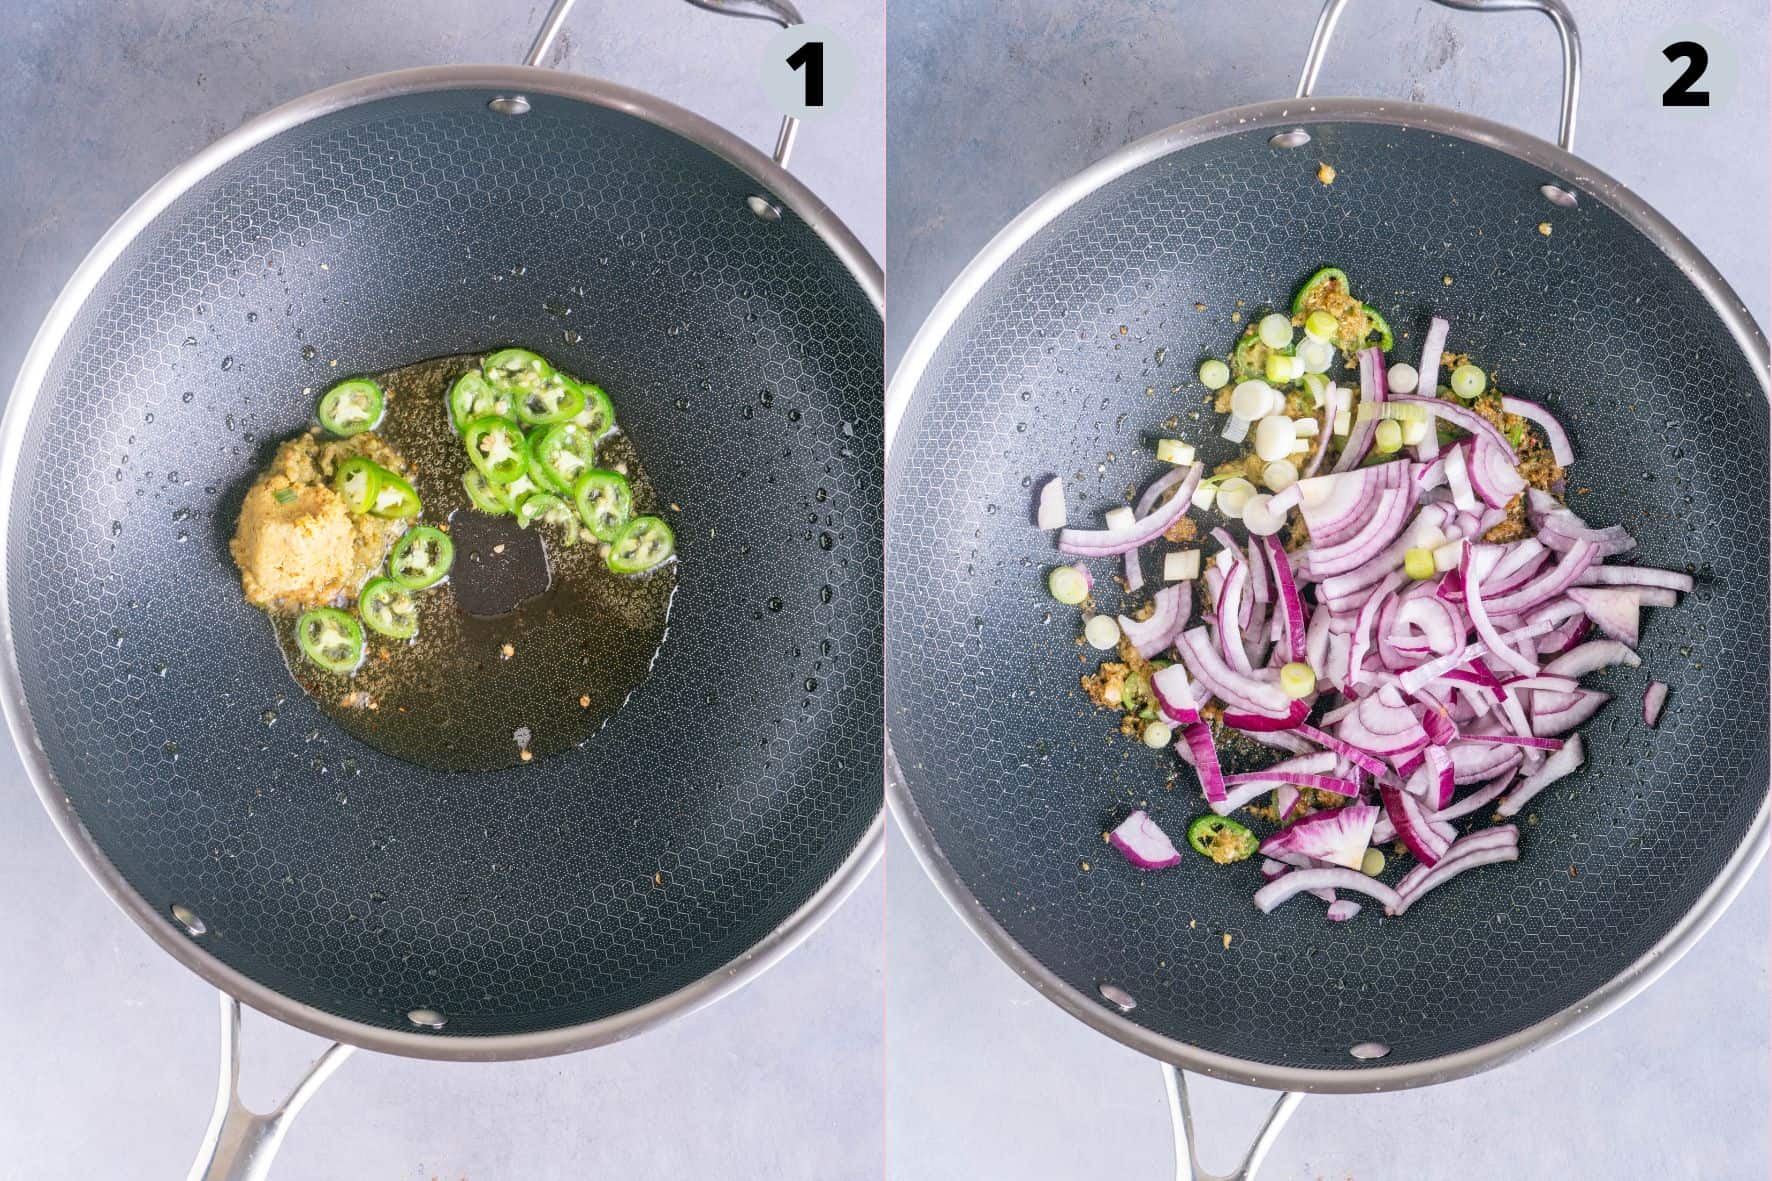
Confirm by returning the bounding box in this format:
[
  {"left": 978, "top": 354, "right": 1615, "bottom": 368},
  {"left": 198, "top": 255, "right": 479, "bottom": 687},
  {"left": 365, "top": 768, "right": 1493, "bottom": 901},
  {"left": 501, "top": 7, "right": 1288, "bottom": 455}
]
[
  {"left": 1, "top": 1, "right": 881, "bottom": 1176},
  {"left": 886, "top": 1, "right": 1767, "bottom": 1175}
]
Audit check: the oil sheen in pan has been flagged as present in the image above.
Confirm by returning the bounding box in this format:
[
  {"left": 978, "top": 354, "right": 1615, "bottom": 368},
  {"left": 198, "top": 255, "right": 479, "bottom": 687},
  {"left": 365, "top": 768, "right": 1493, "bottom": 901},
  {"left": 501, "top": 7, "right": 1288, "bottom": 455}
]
[{"left": 271, "top": 353, "right": 676, "bottom": 772}]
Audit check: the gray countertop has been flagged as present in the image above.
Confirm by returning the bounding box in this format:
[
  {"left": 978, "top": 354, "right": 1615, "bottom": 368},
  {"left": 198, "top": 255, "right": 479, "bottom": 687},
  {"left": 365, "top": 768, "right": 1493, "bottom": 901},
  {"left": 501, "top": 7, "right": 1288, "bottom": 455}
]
[
  {"left": 0, "top": 2, "right": 882, "bottom": 1178},
  {"left": 885, "top": 2, "right": 1769, "bottom": 1178}
]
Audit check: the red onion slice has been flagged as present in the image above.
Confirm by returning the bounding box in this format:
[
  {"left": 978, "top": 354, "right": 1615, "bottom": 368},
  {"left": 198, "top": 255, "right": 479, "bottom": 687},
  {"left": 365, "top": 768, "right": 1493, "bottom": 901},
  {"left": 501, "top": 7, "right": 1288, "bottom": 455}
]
[
  {"left": 1058, "top": 463, "right": 1202, "bottom": 557},
  {"left": 1036, "top": 476, "right": 1066, "bottom": 529},
  {"left": 1325, "top": 899, "right": 1363, "bottom": 922},
  {"left": 1391, "top": 396, "right": 1516, "bottom": 460},
  {"left": 1255, "top": 867, "right": 1401, "bottom": 914},
  {"left": 1644, "top": 681, "right": 1669, "bottom": 727},
  {"left": 1118, "top": 585, "right": 1194, "bottom": 659},
  {"left": 1257, "top": 802, "right": 1378, "bottom": 870},
  {"left": 1497, "top": 734, "right": 1585, "bottom": 816},
  {"left": 1499, "top": 396, "right": 1574, "bottom": 466},
  {"left": 1108, "top": 810, "right": 1183, "bottom": 870}
]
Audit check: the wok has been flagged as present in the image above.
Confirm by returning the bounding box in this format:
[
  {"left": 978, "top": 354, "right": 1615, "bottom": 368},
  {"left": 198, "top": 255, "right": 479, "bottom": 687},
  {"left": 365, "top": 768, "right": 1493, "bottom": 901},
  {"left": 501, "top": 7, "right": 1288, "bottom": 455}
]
[
  {"left": 1, "top": 0, "right": 882, "bottom": 1176},
  {"left": 886, "top": 1, "right": 1767, "bottom": 1175}
]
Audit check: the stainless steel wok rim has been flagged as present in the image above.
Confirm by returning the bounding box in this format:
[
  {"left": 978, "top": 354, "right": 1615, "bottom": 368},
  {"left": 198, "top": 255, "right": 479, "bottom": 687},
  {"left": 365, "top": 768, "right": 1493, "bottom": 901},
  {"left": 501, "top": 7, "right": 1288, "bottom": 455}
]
[
  {"left": 0, "top": 64, "right": 883, "bottom": 1062},
  {"left": 885, "top": 95, "right": 1770, "bottom": 1095}
]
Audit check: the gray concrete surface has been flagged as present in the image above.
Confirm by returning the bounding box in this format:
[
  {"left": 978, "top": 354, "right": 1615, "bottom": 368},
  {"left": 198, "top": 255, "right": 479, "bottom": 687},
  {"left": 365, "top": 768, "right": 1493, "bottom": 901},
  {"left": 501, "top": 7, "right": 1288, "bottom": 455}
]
[
  {"left": 885, "top": 2, "right": 1770, "bottom": 1179},
  {"left": 0, "top": 3, "right": 882, "bottom": 1178}
]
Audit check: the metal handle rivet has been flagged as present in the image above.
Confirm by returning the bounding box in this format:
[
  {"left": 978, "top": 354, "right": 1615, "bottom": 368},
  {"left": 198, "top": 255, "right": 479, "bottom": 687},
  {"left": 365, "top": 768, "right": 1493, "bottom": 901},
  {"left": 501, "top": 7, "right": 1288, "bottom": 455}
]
[
  {"left": 171, "top": 903, "right": 207, "bottom": 936},
  {"left": 1539, "top": 182, "right": 1579, "bottom": 208},
  {"left": 406, "top": 1008, "right": 448, "bottom": 1030},
  {"left": 745, "top": 195, "right": 783, "bottom": 221},
  {"left": 1096, "top": 981, "right": 1137, "bottom": 1012},
  {"left": 1269, "top": 128, "right": 1312, "bottom": 149},
  {"left": 1349, "top": 1041, "right": 1391, "bottom": 1060},
  {"left": 488, "top": 95, "right": 532, "bottom": 116}
]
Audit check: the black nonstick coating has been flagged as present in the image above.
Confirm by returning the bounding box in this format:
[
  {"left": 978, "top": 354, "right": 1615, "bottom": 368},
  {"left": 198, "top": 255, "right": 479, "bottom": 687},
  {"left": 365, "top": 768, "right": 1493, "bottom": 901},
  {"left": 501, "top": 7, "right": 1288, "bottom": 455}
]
[
  {"left": 8, "top": 88, "right": 881, "bottom": 1039},
  {"left": 886, "top": 118, "right": 1767, "bottom": 1073}
]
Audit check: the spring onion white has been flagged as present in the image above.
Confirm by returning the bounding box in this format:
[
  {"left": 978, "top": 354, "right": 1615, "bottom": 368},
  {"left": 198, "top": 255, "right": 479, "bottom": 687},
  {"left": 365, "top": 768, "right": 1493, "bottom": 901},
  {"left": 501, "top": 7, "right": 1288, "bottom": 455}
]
[
  {"left": 1083, "top": 614, "right": 1121, "bottom": 650},
  {"left": 1230, "top": 380, "right": 1279, "bottom": 421},
  {"left": 1386, "top": 362, "right": 1419, "bottom": 394},
  {"left": 1048, "top": 564, "right": 1089, "bottom": 604},
  {"left": 1199, "top": 358, "right": 1231, "bottom": 390},
  {"left": 1164, "top": 549, "right": 1202, "bottom": 582},
  {"left": 1450, "top": 363, "right": 1486, "bottom": 399},
  {"left": 1156, "top": 438, "right": 1195, "bottom": 465},
  {"left": 1259, "top": 312, "right": 1294, "bottom": 350},
  {"left": 1216, "top": 477, "right": 1257, "bottom": 519},
  {"left": 1253, "top": 415, "right": 1298, "bottom": 462},
  {"left": 1304, "top": 309, "right": 1338, "bottom": 342}
]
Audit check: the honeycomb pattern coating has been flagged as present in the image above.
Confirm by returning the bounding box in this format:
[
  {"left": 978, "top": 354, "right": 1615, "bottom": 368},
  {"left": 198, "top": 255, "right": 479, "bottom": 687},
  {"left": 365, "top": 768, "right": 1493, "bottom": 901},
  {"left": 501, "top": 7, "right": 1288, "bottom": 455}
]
[
  {"left": 887, "top": 121, "right": 1768, "bottom": 1072},
  {"left": 11, "top": 90, "right": 882, "bottom": 1039}
]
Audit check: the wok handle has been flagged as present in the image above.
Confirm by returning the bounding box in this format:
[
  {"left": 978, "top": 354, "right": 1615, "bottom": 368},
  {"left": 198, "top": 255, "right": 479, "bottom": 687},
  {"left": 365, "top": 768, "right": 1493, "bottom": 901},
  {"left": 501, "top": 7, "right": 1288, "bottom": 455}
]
[
  {"left": 1295, "top": 0, "right": 1581, "bottom": 153},
  {"left": 522, "top": 0, "right": 806, "bottom": 169},
  {"left": 1162, "top": 1065, "right": 1303, "bottom": 1181},
  {"left": 185, "top": 993, "right": 355, "bottom": 1181}
]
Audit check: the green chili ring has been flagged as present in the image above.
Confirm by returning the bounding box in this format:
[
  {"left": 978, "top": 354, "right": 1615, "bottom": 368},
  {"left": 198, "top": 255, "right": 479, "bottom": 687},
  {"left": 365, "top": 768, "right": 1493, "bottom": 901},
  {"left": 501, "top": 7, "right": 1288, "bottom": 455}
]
[
  {"left": 606, "top": 514, "right": 674, "bottom": 575},
  {"left": 463, "top": 415, "right": 530, "bottom": 484},
  {"left": 573, "top": 381, "right": 617, "bottom": 437},
  {"left": 449, "top": 370, "right": 513, "bottom": 433},
  {"left": 1361, "top": 305, "right": 1394, "bottom": 352},
  {"left": 573, "top": 468, "right": 633, "bottom": 542},
  {"left": 483, "top": 348, "right": 553, "bottom": 399},
  {"left": 515, "top": 371, "right": 587, "bottom": 426},
  {"left": 1186, "top": 815, "right": 1258, "bottom": 864},
  {"left": 388, "top": 525, "right": 455, "bottom": 589},
  {"left": 367, "top": 468, "right": 420, "bottom": 519},
  {"left": 358, "top": 576, "right": 420, "bottom": 640},
  {"left": 463, "top": 468, "right": 514, "bottom": 515},
  {"left": 1291, "top": 266, "right": 1350, "bottom": 316},
  {"left": 295, "top": 607, "right": 365, "bottom": 674},
  {"left": 317, "top": 379, "right": 385, "bottom": 437},
  {"left": 528, "top": 422, "right": 598, "bottom": 493},
  {"left": 332, "top": 456, "right": 381, "bottom": 514}
]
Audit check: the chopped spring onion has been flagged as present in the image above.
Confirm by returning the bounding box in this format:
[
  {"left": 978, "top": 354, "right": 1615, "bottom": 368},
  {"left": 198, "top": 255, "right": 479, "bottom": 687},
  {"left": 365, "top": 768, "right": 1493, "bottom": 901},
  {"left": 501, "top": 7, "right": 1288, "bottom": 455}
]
[
  {"left": 1048, "top": 565, "right": 1089, "bottom": 604},
  {"left": 1253, "top": 415, "right": 1298, "bottom": 462},
  {"left": 1301, "top": 372, "right": 1330, "bottom": 406},
  {"left": 1163, "top": 549, "right": 1202, "bottom": 581},
  {"left": 1259, "top": 313, "right": 1294, "bottom": 350},
  {"left": 1143, "top": 720, "right": 1175, "bottom": 748},
  {"left": 1104, "top": 505, "right": 1136, "bottom": 532},
  {"left": 1360, "top": 847, "right": 1386, "bottom": 876},
  {"left": 1264, "top": 351, "right": 1301, "bottom": 385},
  {"left": 1084, "top": 614, "right": 1121, "bottom": 650},
  {"left": 1304, "top": 309, "right": 1338, "bottom": 342},
  {"left": 1450, "top": 363, "right": 1486, "bottom": 399},
  {"left": 1156, "top": 438, "right": 1195, "bottom": 465},
  {"left": 1230, "top": 380, "right": 1279, "bottom": 421},
  {"left": 272, "top": 487, "right": 298, "bottom": 505},
  {"left": 1189, "top": 480, "right": 1218, "bottom": 511},
  {"left": 1387, "top": 362, "right": 1419, "bottom": 394},
  {"left": 1297, "top": 338, "right": 1335, "bottom": 374},
  {"left": 1220, "top": 414, "right": 1250, "bottom": 443},
  {"left": 1372, "top": 419, "right": 1403, "bottom": 454},
  {"left": 1292, "top": 416, "right": 1319, "bottom": 437},
  {"left": 1333, "top": 408, "right": 1351, "bottom": 436},
  {"left": 1280, "top": 661, "right": 1316, "bottom": 698},
  {"left": 1216, "top": 477, "right": 1257, "bottom": 519},
  {"left": 1404, "top": 547, "right": 1436, "bottom": 580},
  {"left": 1402, "top": 417, "right": 1430, "bottom": 446},
  {"left": 1262, "top": 459, "right": 1299, "bottom": 492},
  {"left": 1241, "top": 493, "right": 1285, "bottom": 536},
  {"left": 1199, "top": 358, "right": 1231, "bottom": 389}
]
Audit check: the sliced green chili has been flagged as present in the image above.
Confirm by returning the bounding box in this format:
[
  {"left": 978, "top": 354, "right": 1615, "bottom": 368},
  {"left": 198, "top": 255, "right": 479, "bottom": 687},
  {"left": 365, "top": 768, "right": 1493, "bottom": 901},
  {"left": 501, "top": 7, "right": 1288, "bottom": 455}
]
[
  {"left": 388, "top": 525, "right": 454, "bottom": 589},
  {"left": 527, "top": 422, "right": 598, "bottom": 493},
  {"left": 1291, "top": 266, "right": 1350, "bottom": 316},
  {"left": 463, "top": 415, "right": 529, "bottom": 484},
  {"left": 332, "top": 457, "right": 381, "bottom": 514},
  {"left": 606, "top": 515, "right": 674, "bottom": 574},
  {"left": 483, "top": 348, "right": 553, "bottom": 399},
  {"left": 1233, "top": 332, "right": 1267, "bottom": 380},
  {"left": 572, "top": 381, "right": 616, "bottom": 437},
  {"left": 449, "top": 370, "right": 513, "bottom": 432},
  {"left": 1361, "top": 305, "right": 1394, "bottom": 352},
  {"left": 1186, "top": 815, "right": 1258, "bottom": 864},
  {"left": 367, "top": 468, "right": 420, "bottom": 519},
  {"left": 462, "top": 468, "right": 514, "bottom": 515},
  {"left": 573, "top": 468, "right": 633, "bottom": 542},
  {"left": 514, "top": 492, "right": 581, "bottom": 544},
  {"left": 316, "top": 379, "right": 384, "bottom": 437},
  {"left": 514, "top": 370, "right": 586, "bottom": 426},
  {"left": 358, "top": 576, "right": 419, "bottom": 640},
  {"left": 295, "top": 607, "right": 364, "bottom": 674}
]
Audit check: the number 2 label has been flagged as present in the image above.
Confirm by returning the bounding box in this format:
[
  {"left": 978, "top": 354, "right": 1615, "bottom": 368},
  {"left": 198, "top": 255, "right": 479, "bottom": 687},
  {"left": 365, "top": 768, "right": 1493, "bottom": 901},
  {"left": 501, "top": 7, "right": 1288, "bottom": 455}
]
[{"left": 1662, "top": 41, "right": 1710, "bottom": 107}]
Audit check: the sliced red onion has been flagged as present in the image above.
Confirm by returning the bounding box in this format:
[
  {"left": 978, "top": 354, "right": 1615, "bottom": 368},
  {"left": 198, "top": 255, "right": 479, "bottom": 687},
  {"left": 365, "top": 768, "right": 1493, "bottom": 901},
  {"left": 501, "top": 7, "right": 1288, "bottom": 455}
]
[
  {"left": 1443, "top": 439, "right": 1477, "bottom": 511},
  {"left": 1260, "top": 858, "right": 1288, "bottom": 881},
  {"left": 1564, "top": 586, "right": 1642, "bottom": 647},
  {"left": 1180, "top": 720, "right": 1227, "bottom": 803},
  {"left": 1461, "top": 542, "right": 1537, "bottom": 677},
  {"left": 1415, "top": 316, "right": 1450, "bottom": 400},
  {"left": 1273, "top": 784, "right": 1302, "bottom": 821},
  {"left": 1391, "top": 396, "right": 1516, "bottom": 461},
  {"left": 1210, "top": 779, "right": 1286, "bottom": 817},
  {"left": 1543, "top": 640, "right": 1640, "bottom": 679},
  {"left": 1123, "top": 550, "right": 1145, "bottom": 594},
  {"left": 1497, "top": 734, "right": 1584, "bottom": 817},
  {"left": 1118, "top": 585, "right": 1194, "bottom": 659},
  {"left": 1465, "top": 439, "right": 1527, "bottom": 510},
  {"left": 1222, "top": 700, "right": 1311, "bottom": 732},
  {"left": 1058, "top": 463, "right": 1202, "bottom": 557},
  {"left": 1309, "top": 488, "right": 1415, "bottom": 580},
  {"left": 1483, "top": 539, "right": 1600, "bottom": 617},
  {"left": 1258, "top": 802, "right": 1378, "bottom": 870},
  {"left": 1176, "top": 627, "right": 1292, "bottom": 715},
  {"left": 1318, "top": 504, "right": 1453, "bottom": 606},
  {"left": 1449, "top": 740, "right": 1521, "bottom": 784},
  {"left": 1108, "top": 810, "right": 1183, "bottom": 870},
  {"left": 1389, "top": 840, "right": 1520, "bottom": 914},
  {"left": 1381, "top": 784, "right": 1448, "bottom": 866},
  {"left": 1223, "top": 769, "right": 1358, "bottom": 798},
  {"left": 1215, "top": 561, "right": 1253, "bottom": 675},
  {"left": 1325, "top": 899, "right": 1363, "bottom": 922},
  {"left": 1134, "top": 464, "right": 1196, "bottom": 518},
  {"left": 1255, "top": 866, "right": 1401, "bottom": 914},
  {"left": 1331, "top": 347, "right": 1389, "bottom": 474},
  {"left": 1264, "top": 535, "right": 1307, "bottom": 663},
  {"left": 1499, "top": 396, "right": 1574, "bottom": 466},
  {"left": 1292, "top": 722, "right": 1387, "bottom": 777},
  {"left": 1531, "top": 689, "right": 1611, "bottom": 737},
  {"left": 1429, "top": 766, "right": 1519, "bottom": 823},
  {"left": 1574, "top": 565, "right": 1694, "bottom": 594},
  {"left": 1465, "top": 733, "right": 1564, "bottom": 751},
  {"left": 1644, "top": 681, "right": 1669, "bottom": 727},
  {"left": 1150, "top": 663, "right": 1202, "bottom": 725},
  {"left": 1036, "top": 476, "right": 1067, "bottom": 529},
  {"left": 1302, "top": 383, "right": 1341, "bottom": 479}
]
